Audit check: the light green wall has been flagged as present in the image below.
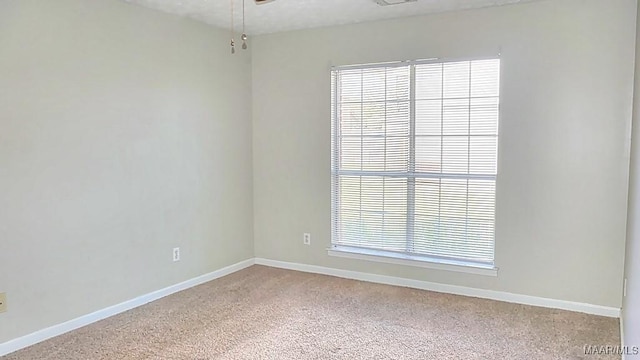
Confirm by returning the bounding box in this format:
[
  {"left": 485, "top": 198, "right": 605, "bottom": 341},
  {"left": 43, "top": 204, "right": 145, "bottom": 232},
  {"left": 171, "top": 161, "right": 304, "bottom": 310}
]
[
  {"left": 623, "top": 0, "right": 640, "bottom": 350},
  {"left": 0, "top": 0, "right": 253, "bottom": 343},
  {"left": 252, "top": 0, "right": 636, "bottom": 308},
  {"left": 2, "top": 0, "right": 638, "bottom": 348}
]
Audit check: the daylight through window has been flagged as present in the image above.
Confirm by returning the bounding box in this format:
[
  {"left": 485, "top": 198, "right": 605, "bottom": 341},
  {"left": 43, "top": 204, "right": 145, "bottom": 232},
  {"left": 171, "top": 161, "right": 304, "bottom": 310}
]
[{"left": 330, "top": 58, "right": 500, "bottom": 268}]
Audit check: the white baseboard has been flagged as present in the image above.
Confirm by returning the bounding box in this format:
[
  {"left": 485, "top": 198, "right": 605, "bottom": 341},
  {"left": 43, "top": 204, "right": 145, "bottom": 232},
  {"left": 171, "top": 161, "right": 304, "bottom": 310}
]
[
  {"left": 0, "top": 258, "right": 255, "bottom": 357},
  {"left": 1, "top": 257, "right": 621, "bottom": 357},
  {"left": 254, "top": 258, "right": 621, "bottom": 318}
]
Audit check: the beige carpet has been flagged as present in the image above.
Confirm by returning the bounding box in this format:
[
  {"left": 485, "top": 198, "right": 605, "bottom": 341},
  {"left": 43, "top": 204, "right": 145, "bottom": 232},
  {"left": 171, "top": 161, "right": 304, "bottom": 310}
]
[{"left": 3, "top": 265, "right": 620, "bottom": 359}]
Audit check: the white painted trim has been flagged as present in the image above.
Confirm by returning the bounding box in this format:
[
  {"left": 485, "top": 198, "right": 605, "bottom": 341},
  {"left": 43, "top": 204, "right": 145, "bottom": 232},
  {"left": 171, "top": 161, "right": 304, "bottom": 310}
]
[
  {"left": 621, "top": 311, "right": 626, "bottom": 360},
  {"left": 255, "top": 258, "right": 620, "bottom": 318},
  {"left": 328, "top": 247, "right": 498, "bottom": 277},
  {"left": 0, "top": 258, "right": 255, "bottom": 357}
]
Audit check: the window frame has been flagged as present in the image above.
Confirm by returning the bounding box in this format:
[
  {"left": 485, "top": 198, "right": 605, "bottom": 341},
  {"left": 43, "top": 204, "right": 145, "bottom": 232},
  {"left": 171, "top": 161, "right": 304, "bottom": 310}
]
[{"left": 330, "top": 56, "right": 500, "bottom": 275}]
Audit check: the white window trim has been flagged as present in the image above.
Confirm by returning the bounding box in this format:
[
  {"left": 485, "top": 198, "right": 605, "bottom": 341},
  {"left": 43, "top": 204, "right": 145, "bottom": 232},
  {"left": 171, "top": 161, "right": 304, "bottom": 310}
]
[
  {"left": 331, "top": 56, "right": 500, "bottom": 274},
  {"left": 328, "top": 245, "right": 498, "bottom": 277}
]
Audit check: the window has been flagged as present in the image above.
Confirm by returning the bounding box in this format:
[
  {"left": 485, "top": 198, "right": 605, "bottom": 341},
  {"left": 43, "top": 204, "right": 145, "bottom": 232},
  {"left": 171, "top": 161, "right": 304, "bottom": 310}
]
[{"left": 330, "top": 58, "right": 500, "bottom": 270}]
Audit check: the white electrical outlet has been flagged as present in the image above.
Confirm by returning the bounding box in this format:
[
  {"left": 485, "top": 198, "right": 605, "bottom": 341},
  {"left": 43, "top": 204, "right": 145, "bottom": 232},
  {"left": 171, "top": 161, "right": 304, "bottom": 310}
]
[
  {"left": 624, "top": 278, "right": 627, "bottom": 297},
  {"left": 303, "top": 233, "right": 311, "bottom": 245},
  {"left": 173, "top": 247, "right": 180, "bottom": 262}
]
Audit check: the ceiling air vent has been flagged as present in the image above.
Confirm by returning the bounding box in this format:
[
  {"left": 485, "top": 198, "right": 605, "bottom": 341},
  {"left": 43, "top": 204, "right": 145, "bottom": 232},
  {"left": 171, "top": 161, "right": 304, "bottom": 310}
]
[{"left": 375, "top": 0, "right": 417, "bottom": 6}]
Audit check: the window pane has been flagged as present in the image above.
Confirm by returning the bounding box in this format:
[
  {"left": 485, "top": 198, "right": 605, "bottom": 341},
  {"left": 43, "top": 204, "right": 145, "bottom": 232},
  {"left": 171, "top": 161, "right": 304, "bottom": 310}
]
[
  {"left": 362, "top": 137, "right": 385, "bottom": 171},
  {"left": 361, "top": 176, "right": 383, "bottom": 212},
  {"left": 443, "top": 61, "right": 470, "bottom": 99},
  {"left": 471, "top": 59, "right": 500, "bottom": 98},
  {"left": 469, "top": 136, "right": 497, "bottom": 175},
  {"left": 416, "top": 63, "right": 442, "bottom": 100},
  {"left": 442, "top": 136, "right": 468, "bottom": 174},
  {"left": 468, "top": 180, "right": 496, "bottom": 220},
  {"left": 386, "top": 101, "right": 410, "bottom": 136},
  {"left": 415, "top": 137, "right": 441, "bottom": 173},
  {"left": 362, "top": 102, "right": 385, "bottom": 136},
  {"left": 339, "top": 176, "right": 361, "bottom": 212},
  {"left": 442, "top": 98, "right": 469, "bottom": 135},
  {"left": 381, "top": 177, "right": 408, "bottom": 252},
  {"left": 415, "top": 179, "right": 440, "bottom": 218},
  {"left": 339, "top": 69, "right": 362, "bottom": 103},
  {"left": 470, "top": 97, "right": 499, "bottom": 135},
  {"left": 340, "top": 138, "right": 361, "bottom": 171},
  {"left": 336, "top": 176, "right": 407, "bottom": 252},
  {"left": 339, "top": 103, "right": 361, "bottom": 136},
  {"left": 416, "top": 99, "right": 441, "bottom": 136},
  {"left": 386, "top": 67, "right": 410, "bottom": 101},
  {"left": 385, "top": 136, "right": 409, "bottom": 171},
  {"left": 362, "top": 68, "right": 385, "bottom": 102},
  {"left": 439, "top": 179, "right": 467, "bottom": 220}
]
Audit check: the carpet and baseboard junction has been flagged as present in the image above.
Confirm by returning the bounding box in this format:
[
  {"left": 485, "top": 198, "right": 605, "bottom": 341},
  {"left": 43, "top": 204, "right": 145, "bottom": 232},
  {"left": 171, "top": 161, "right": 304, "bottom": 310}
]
[{"left": 0, "top": 261, "right": 621, "bottom": 359}]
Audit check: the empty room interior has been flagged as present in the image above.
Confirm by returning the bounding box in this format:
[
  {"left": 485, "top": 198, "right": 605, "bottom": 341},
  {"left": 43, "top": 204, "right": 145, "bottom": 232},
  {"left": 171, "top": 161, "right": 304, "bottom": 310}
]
[{"left": 2, "top": 0, "right": 640, "bottom": 358}]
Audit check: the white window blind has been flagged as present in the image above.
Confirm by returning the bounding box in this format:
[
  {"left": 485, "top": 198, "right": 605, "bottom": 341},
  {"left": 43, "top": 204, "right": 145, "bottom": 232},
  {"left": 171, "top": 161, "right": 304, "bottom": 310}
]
[{"left": 331, "top": 58, "right": 500, "bottom": 268}]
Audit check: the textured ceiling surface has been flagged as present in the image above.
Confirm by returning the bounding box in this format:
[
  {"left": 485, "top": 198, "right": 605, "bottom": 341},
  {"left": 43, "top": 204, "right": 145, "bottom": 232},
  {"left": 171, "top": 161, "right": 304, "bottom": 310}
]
[{"left": 123, "top": 0, "right": 540, "bottom": 35}]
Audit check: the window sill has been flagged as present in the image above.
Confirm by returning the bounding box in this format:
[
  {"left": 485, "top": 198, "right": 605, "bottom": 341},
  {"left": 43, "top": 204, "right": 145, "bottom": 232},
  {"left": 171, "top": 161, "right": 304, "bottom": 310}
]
[{"left": 327, "top": 246, "right": 498, "bottom": 277}]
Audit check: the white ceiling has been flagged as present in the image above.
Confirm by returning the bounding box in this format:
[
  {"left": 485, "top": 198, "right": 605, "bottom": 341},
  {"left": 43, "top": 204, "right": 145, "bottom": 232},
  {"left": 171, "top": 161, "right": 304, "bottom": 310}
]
[{"left": 124, "top": 0, "right": 540, "bottom": 35}]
